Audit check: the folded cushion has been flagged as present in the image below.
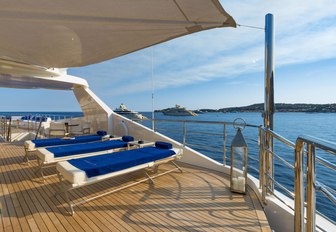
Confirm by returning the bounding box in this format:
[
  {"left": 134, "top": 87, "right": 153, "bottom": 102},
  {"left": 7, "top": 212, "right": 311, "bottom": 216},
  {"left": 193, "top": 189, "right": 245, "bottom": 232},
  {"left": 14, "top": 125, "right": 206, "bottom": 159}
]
[
  {"left": 97, "top": 130, "right": 107, "bottom": 136},
  {"left": 122, "top": 136, "right": 134, "bottom": 142},
  {"left": 155, "top": 141, "right": 173, "bottom": 149}
]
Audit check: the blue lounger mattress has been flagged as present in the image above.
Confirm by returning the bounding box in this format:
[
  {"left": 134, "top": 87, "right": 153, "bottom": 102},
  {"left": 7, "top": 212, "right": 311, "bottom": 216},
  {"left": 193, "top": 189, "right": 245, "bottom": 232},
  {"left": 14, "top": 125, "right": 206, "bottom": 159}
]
[
  {"left": 36, "top": 137, "right": 133, "bottom": 163},
  {"left": 56, "top": 145, "right": 180, "bottom": 186},
  {"left": 69, "top": 147, "right": 176, "bottom": 178},
  {"left": 24, "top": 134, "right": 105, "bottom": 151}
]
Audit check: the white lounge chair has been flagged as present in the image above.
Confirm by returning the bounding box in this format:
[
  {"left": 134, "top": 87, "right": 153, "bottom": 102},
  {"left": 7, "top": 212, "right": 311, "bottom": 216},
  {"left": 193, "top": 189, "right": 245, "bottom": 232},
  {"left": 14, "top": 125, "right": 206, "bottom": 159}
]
[
  {"left": 55, "top": 142, "right": 182, "bottom": 215},
  {"left": 24, "top": 133, "right": 110, "bottom": 162},
  {"left": 35, "top": 136, "right": 137, "bottom": 180}
]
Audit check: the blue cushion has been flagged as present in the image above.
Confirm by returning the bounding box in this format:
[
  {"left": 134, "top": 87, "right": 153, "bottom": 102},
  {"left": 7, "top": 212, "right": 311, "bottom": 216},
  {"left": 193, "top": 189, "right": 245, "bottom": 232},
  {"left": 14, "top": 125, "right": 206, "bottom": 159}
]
[
  {"left": 47, "top": 139, "right": 128, "bottom": 158},
  {"left": 97, "top": 130, "right": 107, "bottom": 136},
  {"left": 155, "top": 141, "right": 173, "bottom": 149},
  {"left": 32, "top": 135, "right": 103, "bottom": 148},
  {"left": 122, "top": 136, "right": 134, "bottom": 142},
  {"left": 69, "top": 147, "right": 176, "bottom": 178}
]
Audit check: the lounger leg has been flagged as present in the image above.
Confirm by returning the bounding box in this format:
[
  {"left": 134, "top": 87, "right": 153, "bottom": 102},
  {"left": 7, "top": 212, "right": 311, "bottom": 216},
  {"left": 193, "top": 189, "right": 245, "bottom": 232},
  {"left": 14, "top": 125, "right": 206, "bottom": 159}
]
[
  {"left": 65, "top": 191, "right": 75, "bottom": 215},
  {"left": 153, "top": 166, "right": 159, "bottom": 173},
  {"left": 56, "top": 174, "right": 75, "bottom": 215},
  {"left": 145, "top": 172, "right": 154, "bottom": 184},
  {"left": 23, "top": 147, "right": 30, "bottom": 163},
  {"left": 35, "top": 159, "right": 45, "bottom": 183},
  {"left": 55, "top": 172, "right": 64, "bottom": 196},
  {"left": 171, "top": 161, "right": 183, "bottom": 173}
]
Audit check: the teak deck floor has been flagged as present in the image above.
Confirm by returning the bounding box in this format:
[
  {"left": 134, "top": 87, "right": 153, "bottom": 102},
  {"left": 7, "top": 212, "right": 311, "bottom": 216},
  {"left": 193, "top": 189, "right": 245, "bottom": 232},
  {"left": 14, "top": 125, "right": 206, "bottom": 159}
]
[{"left": 0, "top": 142, "right": 271, "bottom": 232}]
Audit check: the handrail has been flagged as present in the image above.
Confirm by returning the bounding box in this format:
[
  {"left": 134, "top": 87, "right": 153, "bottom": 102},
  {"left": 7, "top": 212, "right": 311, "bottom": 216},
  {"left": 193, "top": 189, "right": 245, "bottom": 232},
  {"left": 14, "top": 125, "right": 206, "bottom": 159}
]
[
  {"left": 259, "top": 128, "right": 336, "bottom": 231},
  {"left": 149, "top": 118, "right": 336, "bottom": 230},
  {"left": 295, "top": 135, "right": 336, "bottom": 232},
  {"left": 316, "top": 156, "right": 336, "bottom": 171},
  {"left": 152, "top": 118, "right": 260, "bottom": 127},
  {"left": 0, "top": 113, "right": 83, "bottom": 141},
  {"left": 262, "top": 127, "right": 295, "bottom": 148},
  {"left": 297, "top": 135, "right": 336, "bottom": 155},
  {"left": 316, "top": 181, "right": 336, "bottom": 205},
  {"left": 259, "top": 128, "right": 296, "bottom": 203},
  {"left": 152, "top": 118, "right": 260, "bottom": 167},
  {"left": 0, "top": 116, "right": 12, "bottom": 141}
]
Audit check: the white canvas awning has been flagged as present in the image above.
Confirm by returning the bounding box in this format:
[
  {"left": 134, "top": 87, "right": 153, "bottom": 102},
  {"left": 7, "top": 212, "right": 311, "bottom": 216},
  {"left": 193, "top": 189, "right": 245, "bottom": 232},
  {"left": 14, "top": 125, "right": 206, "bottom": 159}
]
[{"left": 0, "top": 0, "right": 236, "bottom": 68}]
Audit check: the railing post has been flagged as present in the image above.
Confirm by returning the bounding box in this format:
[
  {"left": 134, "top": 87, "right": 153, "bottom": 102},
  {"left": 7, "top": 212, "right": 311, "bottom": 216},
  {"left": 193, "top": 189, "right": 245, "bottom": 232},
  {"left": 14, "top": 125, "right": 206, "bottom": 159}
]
[
  {"left": 306, "top": 144, "right": 316, "bottom": 232},
  {"left": 3, "top": 117, "right": 7, "bottom": 140},
  {"left": 223, "top": 124, "right": 227, "bottom": 165},
  {"left": 294, "top": 140, "right": 305, "bottom": 232},
  {"left": 265, "top": 130, "right": 274, "bottom": 193},
  {"left": 182, "top": 121, "right": 186, "bottom": 147},
  {"left": 7, "top": 116, "right": 12, "bottom": 142},
  {"left": 259, "top": 128, "right": 263, "bottom": 187},
  {"left": 258, "top": 127, "right": 262, "bottom": 188},
  {"left": 260, "top": 129, "right": 267, "bottom": 204},
  {"left": 28, "top": 118, "right": 30, "bottom": 132}
]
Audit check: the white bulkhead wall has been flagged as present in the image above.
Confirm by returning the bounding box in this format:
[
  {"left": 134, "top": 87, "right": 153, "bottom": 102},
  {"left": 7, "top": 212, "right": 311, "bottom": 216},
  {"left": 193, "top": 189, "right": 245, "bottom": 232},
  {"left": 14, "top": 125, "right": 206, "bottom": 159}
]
[{"left": 73, "top": 86, "right": 113, "bottom": 134}]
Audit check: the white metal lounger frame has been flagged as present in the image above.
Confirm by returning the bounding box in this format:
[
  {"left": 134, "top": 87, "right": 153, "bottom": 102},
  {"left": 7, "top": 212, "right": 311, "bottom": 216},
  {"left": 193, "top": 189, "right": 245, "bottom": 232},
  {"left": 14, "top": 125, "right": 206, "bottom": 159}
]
[
  {"left": 35, "top": 137, "right": 132, "bottom": 182},
  {"left": 23, "top": 140, "right": 37, "bottom": 163},
  {"left": 35, "top": 146, "right": 127, "bottom": 183},
  {"left": 55, "top": 151, "right": 183, "bottom": 215},
  {"left": 23, "top": 135, "right": 113, "bottom": 163}
]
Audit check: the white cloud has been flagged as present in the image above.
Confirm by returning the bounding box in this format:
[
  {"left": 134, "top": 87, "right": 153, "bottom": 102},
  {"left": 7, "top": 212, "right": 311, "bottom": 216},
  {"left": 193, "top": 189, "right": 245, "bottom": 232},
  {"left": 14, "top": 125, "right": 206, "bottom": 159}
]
[{"left": 70, "top": 0, "right": 336, "bottom": 97}]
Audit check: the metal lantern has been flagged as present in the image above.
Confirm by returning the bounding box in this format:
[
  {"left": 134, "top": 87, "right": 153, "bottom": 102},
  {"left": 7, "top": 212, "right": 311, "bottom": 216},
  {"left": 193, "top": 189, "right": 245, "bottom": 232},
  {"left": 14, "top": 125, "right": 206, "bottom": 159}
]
[{"left": 230, "top": 127, "right": 248, "bottom": 194}]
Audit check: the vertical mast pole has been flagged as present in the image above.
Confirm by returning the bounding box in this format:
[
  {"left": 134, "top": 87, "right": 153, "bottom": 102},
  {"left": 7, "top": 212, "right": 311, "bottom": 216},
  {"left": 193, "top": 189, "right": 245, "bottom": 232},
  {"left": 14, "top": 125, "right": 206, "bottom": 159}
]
[{"left": 264, "top": 13, "right": 275, "bottom": 192}]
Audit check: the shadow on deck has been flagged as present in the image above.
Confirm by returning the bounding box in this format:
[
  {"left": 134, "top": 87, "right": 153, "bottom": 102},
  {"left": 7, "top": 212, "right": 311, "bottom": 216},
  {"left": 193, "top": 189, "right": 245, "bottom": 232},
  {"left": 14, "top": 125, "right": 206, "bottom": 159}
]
[{"left": 0, "top": 142, "right": 270, "bottom": 232}]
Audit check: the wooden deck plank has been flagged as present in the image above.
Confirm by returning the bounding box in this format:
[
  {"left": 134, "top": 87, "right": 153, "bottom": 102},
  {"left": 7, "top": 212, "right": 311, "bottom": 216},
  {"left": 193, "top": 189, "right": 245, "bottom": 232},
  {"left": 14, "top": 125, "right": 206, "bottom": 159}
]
[
  {"left": 28, "top": 164, "right": 100, "bottom": 232},
  {"left": 6, "top": 163, "right": 47, "bottom": 232},
  {"left": 84, "top": 174, "right": 196, "bottom": 232},
  {"left": 0, "top": 170, "right": 14, "bottom": 232},
  {"left": 0, "top": 141, "right": 271, "bottom": 232},
  {"left": 2, "top": 145, "right": 55, "bottom": 232},
  {"left": 2, "top": 174, "right": 26, "bottom": 231},
  {"left": 2, "top": 144, "right": 86, "bottom": 232},
  {"left": 64, "top": 169, "right": 161, "bottom": 232},
  {"left": 114, "top": 171, "right": 226, "bottom": 232},
  {"left": 6, "top": 149, "right": 68, "bottom": 232},
  {"left": 76, "top": 166, "right": 204, "bottom": 231},
  {"left": 117, "top": 165, "right": 261, "bottom": 231},
  {"left": 65, "top": 178, "right": 147, "bottom": 232}
]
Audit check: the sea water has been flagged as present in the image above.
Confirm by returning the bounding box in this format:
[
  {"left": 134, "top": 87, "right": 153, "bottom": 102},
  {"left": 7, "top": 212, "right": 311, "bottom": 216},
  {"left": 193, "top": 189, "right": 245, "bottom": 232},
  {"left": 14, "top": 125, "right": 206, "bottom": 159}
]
[{"left": 1, "top": 111, "right": 335, "bottom": 222}]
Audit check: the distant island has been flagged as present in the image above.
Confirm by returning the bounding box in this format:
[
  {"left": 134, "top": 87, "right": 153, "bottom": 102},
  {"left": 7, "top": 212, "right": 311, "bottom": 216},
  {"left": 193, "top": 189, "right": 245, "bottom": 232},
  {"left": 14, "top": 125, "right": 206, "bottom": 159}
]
[
  {"left": 157, "top": 103, "right": 336, "bottom": 113},
  {"left": 207, "top": 103, "right": 336, "bottom": 113}
]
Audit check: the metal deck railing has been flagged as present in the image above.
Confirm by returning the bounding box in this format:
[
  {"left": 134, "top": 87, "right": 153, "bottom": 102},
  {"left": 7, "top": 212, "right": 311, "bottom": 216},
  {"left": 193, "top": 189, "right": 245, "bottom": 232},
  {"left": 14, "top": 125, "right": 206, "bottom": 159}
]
[
  {"left": 148, "top": 118, "right": 336, "bottom": 231},
  {"left": 0, "top": 114, "right": 83, "bottom": 141},
  {"left": 294, "top": 135, "right": 336, "bottom": 232}
]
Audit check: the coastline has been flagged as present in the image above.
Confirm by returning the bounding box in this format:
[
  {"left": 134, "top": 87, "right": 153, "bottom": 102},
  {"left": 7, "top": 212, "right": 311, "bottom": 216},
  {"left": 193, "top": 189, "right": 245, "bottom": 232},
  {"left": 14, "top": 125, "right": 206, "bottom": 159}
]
[{"left": 200, "top": 103, "right": 336, "bottom": 113}]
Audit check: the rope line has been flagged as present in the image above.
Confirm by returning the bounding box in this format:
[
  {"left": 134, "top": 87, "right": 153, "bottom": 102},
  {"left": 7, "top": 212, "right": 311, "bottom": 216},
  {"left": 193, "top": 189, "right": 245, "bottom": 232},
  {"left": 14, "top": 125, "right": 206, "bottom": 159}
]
[{"left": 237, "top": 23, "right": 264, "bottom": 30}]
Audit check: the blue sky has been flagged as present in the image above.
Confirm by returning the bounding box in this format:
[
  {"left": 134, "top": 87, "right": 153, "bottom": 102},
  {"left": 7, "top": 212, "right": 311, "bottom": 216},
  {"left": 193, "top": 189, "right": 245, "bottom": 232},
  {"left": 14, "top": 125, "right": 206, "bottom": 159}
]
[{"left": 1, "top": 0, "right": 336, "bottom": 112}]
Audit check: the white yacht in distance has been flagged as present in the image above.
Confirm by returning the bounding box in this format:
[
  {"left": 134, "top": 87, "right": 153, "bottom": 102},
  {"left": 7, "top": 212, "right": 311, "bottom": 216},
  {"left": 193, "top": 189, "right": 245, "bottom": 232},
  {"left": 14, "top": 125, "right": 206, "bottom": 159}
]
[
  {"left": 162, "top": 104, "right": 198, "bottom": 116},
  {"left": 0, "top": 1, "right": 335, "bottom": 232},
  {"left": 114, "top": 103, "right": 148, "bottom": 121}
]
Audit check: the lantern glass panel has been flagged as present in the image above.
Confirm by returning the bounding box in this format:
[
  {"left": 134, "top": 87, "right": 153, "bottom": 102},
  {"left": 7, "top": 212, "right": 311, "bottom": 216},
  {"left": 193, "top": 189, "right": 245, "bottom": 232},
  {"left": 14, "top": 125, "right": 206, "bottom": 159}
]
[{"left": 231, "top": 147, "right": 247, "bottom": 193}]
